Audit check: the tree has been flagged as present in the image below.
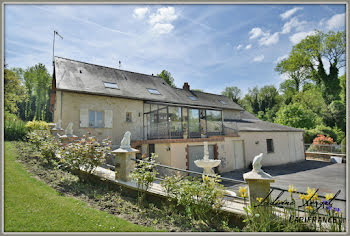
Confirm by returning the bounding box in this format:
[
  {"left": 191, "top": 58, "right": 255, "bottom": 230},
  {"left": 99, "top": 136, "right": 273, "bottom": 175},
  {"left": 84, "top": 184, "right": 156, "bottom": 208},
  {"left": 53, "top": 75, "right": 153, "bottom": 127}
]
[
  {"left": 157, "top": 70, "right": 175, "bottom": 88},
  {"left": 4, "top": 69, "right": 27, "bottom": 114},
  {"left": 221, "top": 86, "right": 242, "bottom": 103},
  {"left": 339, "top": 74, "right": 346, "bottom": 105},
  {"left": 276, "top": 30, "right": 345, "bottom": 105},
  {"left": 18, "top": 64, "right": 52, "bottom": 121},
  {"left": 275, "top": 103, "right": 317, "bottom": 129}
]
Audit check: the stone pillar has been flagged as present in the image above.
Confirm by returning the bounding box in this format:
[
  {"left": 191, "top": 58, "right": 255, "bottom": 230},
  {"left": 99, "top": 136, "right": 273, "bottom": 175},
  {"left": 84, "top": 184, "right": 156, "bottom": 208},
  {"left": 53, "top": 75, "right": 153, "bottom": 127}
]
[
  {"left": 243, "top": 170, "right": 274, "bottom": 205},
  {"left": 111, "top": 147, "right": 139, "bottom": 182}
]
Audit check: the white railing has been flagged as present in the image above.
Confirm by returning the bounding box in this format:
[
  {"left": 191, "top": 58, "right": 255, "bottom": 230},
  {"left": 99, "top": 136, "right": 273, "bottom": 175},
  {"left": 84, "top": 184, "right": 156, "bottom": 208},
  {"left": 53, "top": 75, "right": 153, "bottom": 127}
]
[{"left": 304, "top": 143, "right": 345, "bottom": 154}]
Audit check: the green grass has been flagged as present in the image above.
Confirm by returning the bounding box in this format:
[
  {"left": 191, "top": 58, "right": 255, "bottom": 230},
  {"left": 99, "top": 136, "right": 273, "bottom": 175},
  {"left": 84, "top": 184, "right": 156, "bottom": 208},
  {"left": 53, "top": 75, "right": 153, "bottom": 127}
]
[{"left": 4, "top": 142, "right": 157, "bottom": 232}]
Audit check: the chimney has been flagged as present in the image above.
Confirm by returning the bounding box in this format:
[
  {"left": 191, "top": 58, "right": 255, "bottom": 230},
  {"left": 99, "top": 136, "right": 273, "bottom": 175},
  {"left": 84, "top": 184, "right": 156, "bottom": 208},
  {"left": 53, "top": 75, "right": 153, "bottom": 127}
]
[{"left": 183, "top": 82, "right": 190, "bottom": 91}]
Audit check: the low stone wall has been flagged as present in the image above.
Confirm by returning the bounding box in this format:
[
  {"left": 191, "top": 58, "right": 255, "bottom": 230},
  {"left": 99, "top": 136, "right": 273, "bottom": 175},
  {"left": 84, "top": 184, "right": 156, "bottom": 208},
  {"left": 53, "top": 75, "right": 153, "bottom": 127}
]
[{"left": 305, "top": 152, "right": 346, "bottom": 163}]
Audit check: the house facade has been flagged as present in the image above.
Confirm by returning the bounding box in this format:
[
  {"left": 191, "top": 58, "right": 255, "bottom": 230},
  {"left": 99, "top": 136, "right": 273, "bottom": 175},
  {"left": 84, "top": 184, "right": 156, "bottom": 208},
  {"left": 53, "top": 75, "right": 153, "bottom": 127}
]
[{"left": 51, "top": 57, "right": 305, "bottom": 173}]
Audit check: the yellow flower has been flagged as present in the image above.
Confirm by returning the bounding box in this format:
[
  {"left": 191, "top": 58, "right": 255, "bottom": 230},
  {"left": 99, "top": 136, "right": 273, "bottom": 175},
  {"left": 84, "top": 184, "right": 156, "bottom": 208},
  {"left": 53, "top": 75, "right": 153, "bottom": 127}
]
[
  {"left": 299, "top": 194, "right": 305, "bottom": 200},
  {"left": 239, "top": 186, "right": 247, "bottom": 198},
  {"left": 202, "top": 175, "right": 209, "bottom": 182},
  {"left": 305, "top": 206, "right": 313, "bottom": 211},
  {"left": 256, "top": 197, "right": 264, "bottom": 203},
  {"left": 325, "top": 193, "right": 334, "bottom": 200},
  {"left": 288, "top": 185, "right": 296, "bottom": 193}
]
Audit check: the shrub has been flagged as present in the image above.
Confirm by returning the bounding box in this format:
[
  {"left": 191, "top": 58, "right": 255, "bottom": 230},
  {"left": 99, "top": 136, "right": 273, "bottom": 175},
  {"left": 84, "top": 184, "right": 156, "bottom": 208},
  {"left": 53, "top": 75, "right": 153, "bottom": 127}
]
[
  {"left": 25, "top": 120, "right": 50, "bottom": 132},
  {"left": 341, "top": 138, "right": 346, "bottom": 153},
  {"left": 4, "top": 113, "right": 28, "bottom": 141},
  {"left": 161, "top": 174, "right": 225, "bottom": 228},
  {"left": 130, "top": 154, "right": 159, "bottom": 207},
  {"left": 27, "top": 130, "right": 61, "bottom": 164},
  {"left": 58, "top": 136, "right": 111, "bottom": 174}
]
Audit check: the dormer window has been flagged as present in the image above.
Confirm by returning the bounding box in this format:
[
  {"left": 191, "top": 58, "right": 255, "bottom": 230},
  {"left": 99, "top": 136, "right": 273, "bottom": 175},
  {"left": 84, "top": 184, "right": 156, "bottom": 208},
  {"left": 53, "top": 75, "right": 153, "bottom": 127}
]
[
  {"left": 104, "top": 82, "right": 118, "bottom": 89},
  {"left": 147, "top": 88, "right": 161, "bottom": 95},
  {"left": 219, "top": 100, "right": 227, "bottom": 105},
  {"left": 189, "top": 96, "right": 197, "bottom": 101}
]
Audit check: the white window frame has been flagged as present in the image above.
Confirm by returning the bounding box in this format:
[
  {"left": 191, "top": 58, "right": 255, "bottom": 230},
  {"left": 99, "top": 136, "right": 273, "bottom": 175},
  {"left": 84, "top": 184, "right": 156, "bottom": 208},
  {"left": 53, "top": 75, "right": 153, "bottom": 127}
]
[
  {"left": 147, "top": 88, "right": 161, "bottom": 95},
  {"left": 89, "top": 110, "right": 104, "bottom": 128},
  {"left": 104, "top": 81, "right": 118, "bottom": 89}
]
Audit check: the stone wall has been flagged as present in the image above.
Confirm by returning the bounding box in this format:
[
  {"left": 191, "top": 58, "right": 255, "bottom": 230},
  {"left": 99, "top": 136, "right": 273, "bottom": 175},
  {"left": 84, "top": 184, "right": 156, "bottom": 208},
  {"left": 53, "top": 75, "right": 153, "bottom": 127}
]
[{"left": 53, "top": 91, "right": 144, "bottom": 145}]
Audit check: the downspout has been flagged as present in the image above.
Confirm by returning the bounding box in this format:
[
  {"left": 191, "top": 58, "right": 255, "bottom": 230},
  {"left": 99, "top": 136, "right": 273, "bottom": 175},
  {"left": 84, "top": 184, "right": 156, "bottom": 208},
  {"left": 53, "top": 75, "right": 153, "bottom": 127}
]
[{"left": 60, "top": 91, "right": 63, "bottom": 122}]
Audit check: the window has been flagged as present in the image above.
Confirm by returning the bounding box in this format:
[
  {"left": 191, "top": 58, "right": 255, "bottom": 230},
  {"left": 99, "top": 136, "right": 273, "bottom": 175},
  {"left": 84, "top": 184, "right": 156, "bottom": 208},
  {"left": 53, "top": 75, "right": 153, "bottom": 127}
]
[
  {"left": 104, "top": 82, "right": 118, "bottom": 89},
  {"left": 219, "top": 100, "right": 227, "bottom": 105},
  {"left": 206, "top": 110, "right": 222, "bottom": 134},
  {"left": 89, "top": 111, "right": 103, "bottom": 128},
  {"left": 267, "top": 139, "right": 274, "bottom": 153},
  {"left": 147, "top": 88, "right": 161, "bottom": 95},
  {"left": 126, "top": 112, "right": 132, "bottom": 122},
  {"left": 189, "top": 96, "right": 197, "bottom": 101}
]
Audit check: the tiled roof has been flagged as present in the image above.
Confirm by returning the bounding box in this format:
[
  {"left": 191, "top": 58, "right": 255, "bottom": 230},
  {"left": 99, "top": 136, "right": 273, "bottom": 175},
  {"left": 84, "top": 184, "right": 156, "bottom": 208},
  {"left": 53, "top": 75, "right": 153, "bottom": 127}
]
[{"left": 54, "top": 57, "right": 244, "bottom": 111}]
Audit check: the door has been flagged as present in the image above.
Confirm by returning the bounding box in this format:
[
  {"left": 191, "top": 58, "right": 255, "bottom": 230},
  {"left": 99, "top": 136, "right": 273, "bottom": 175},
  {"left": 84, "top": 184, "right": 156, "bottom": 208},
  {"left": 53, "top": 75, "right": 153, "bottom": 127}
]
[
  {"left": 233, "top": 140, "right": 245, "bottom": 170},
  {"left": 188, "top": 145, "right": 215, "bottom": 173}
]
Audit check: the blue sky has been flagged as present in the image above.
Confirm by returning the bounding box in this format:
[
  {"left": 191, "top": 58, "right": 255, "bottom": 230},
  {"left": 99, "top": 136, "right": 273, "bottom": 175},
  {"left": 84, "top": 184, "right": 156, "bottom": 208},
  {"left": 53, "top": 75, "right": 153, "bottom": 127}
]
[{"left": 4, "top": 4, "right": 346, "bottom": 95}]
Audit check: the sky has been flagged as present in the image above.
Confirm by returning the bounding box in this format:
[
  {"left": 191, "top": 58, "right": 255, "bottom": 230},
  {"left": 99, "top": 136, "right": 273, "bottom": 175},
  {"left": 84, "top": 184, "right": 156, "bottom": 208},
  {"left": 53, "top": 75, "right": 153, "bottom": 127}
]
[{"left": 4, "top": 4, "right": 346, "bottom": 95}]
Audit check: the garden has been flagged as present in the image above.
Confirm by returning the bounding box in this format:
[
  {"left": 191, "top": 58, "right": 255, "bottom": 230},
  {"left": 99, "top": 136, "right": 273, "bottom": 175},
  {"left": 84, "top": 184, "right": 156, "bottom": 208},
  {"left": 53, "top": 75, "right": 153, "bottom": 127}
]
[{"left": 3, "top": 119, "right": 346, "bottom": 232}]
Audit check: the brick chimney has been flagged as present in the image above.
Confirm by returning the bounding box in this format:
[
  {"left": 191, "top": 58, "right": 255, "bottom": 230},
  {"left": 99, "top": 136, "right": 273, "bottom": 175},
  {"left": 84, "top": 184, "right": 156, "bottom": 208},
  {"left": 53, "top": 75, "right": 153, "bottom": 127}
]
[{"left": 183, "top": 82, "right": 190, "bottom": 91}]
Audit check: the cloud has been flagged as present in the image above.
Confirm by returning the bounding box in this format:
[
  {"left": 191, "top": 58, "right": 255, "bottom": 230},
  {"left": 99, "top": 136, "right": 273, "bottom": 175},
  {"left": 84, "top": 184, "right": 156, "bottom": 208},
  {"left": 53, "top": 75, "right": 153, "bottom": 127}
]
[
  {"left": 259, "top": 32, "right": 279, "bottom": 46},
  {"left": 289, "top": 31, "right": 316, "bottom": 44},
  {"left": 249, "top": 27, "right": 265, "bottom": 39},
  {"left": 151, "top": 23, "right": 174, "bottom": 34},
  {"left": 245, "top": 44, "right": 252, "bottom": 50},
  {"left": 280, "top": 7, "right": 303, "bottom": 20},
  {"left": 149, "top": 7, "right": 178, "bottom": 35},
  {"left": 281, "top": 17, "right": 307, "bottom": 34},
  {"left": 249, "top": 27, "right": 279, "bottom": 46},
  {"left": 236, "top": 44, "right": 243, "bottom": 50},
  {"left": 133, "top": 7, "right": 149, "bottom": 19},
  {"left": 253, "top": 55, "right": 264, "bottom": 62},
  {"left": 149, "top": 7, "right": 177, "bottom": 25},
  {"left": 326, "top": 13, "right": 345, "bottom": 30}
]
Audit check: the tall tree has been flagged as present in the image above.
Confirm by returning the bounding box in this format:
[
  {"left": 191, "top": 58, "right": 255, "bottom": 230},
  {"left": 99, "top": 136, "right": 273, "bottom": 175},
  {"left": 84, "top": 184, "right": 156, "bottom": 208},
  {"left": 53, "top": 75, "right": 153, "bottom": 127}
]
[
  {"left": 157, "top": 70, "right": 175, "bottom": 88},
  {"left": 4, "top": 69, "right": 27, "bottom": 114},
  {"left": 221, "top": 86, "right": 241, "bottom": 103},
  {"left": 278, "top": 30, "right": 345, "bottom": 104}
]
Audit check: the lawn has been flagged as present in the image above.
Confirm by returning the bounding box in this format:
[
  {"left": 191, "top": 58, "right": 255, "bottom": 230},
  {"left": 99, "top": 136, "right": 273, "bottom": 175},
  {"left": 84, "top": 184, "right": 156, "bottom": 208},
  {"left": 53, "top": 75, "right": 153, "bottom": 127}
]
[{"left": 4, "top": 142, "right": 156, "bottom": 232}]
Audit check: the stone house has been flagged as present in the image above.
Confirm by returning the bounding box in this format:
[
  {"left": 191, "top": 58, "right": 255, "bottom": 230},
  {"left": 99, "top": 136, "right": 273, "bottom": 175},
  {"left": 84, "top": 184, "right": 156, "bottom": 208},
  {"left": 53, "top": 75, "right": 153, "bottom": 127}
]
[{"left": 50, "top": 57, "right": 305, "bottom": 173}]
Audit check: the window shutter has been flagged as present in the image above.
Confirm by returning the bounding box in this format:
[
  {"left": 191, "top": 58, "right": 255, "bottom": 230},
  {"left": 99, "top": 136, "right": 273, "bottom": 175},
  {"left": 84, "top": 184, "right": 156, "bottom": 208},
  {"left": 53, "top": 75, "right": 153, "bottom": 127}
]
[
  {"left": 80, "top": 108, "right": 89, "bottom": 128},
  {"left": 104, "top": 110, "right": 113, "bottom": 128}
]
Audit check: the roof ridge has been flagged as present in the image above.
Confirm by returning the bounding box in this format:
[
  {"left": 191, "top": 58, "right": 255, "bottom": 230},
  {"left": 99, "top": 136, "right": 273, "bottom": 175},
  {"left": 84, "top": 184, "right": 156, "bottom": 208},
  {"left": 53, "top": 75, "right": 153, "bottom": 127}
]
[{"left": 54, "top": 56, "right": 162, "bottom": 79}]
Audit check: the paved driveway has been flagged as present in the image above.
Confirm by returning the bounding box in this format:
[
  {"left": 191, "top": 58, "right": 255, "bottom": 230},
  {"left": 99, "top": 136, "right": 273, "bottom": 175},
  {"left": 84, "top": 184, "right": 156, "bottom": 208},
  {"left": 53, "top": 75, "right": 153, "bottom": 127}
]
[
  {"left": 221, "top": 160, "right": 346, "bottom": 215},
  {"left": 222, "top": 160, "right": 346, "bottom": 199}
]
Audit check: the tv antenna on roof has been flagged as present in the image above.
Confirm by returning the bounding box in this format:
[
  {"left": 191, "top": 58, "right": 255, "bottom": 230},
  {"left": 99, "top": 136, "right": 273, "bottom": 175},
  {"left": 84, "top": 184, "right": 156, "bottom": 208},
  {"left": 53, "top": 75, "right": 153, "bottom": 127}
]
[{"left": 52, "top": 30, "right": 63, "bottom": 66}]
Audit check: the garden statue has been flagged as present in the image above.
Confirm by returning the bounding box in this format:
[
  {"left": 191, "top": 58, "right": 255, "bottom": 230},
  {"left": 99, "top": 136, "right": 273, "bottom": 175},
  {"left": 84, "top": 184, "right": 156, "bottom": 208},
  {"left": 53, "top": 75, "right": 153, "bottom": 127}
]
[
  {"left": 56, "top": 119, "right": 62, "bottom": 129},
  {"left": 65, "top": 122, "right": 74, "bottom": 136},
  {"left": 252, "top": 153, "right": 263, "bottom": 173},
  {"left": 194, "top": 141, "right": 221, "bottom": 175},
  {"left": 120, "top": 131, "right": 131, "bottom": 149},
  {"left": 243, "top": 152, "right": 274, "bottom": 204}
]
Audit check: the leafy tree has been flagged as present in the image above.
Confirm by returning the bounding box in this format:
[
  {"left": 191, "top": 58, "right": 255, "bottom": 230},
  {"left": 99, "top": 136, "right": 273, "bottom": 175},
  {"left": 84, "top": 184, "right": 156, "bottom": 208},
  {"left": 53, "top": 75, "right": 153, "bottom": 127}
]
[
  {"left": 241, "top": 86, "right": 259, "bottom": 114},
  {"left": 222, "top": 86, "right": 242, "bottom": 103},
  {"left": 275, "top": 103, "right": 317, "bottom": 129},
  {"left": 339, "top": 74, "right": 346, "bottom": 105},
  {"left": 192, "top": 89, "right": 204, "bottom": 92},
  {"left": 275, "top": 52, "right": 311, "bottom": 92},
  {"left": 292, "top": 85, "right": 327, "bottom": 122},
  {"left": 324, "top": 100, "right": 346, "bottom": 131},
  {"left": 157, "top": 70, "right": 175, "bottom": 88},
  {"left": 22, "top": 64, "right": 52, "bottom": 121},
  {"left": 285, "top": 30, "right": 345, "bottom": 104},
  {"left": 4, "top": 69, "right": 27, "bottom": 114}
]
